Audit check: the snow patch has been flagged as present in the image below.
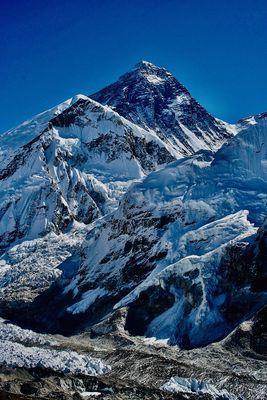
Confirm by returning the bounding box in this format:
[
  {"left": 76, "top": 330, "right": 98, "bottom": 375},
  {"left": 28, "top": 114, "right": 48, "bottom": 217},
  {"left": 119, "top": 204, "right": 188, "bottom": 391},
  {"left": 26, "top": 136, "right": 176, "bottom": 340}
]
[
  {"left": 0, "top": 340, "right": 110, "bottom": 376},
  {"left": 161, "top": 376, "right": 239, "bottom": 399}
]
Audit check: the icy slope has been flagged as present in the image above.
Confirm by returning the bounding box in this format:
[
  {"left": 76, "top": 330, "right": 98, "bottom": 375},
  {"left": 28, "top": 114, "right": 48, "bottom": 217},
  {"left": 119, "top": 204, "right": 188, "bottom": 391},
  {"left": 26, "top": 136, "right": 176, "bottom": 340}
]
[
  {"left": 91, "top": 61, "right": 236, "bottom": 158},
  {"left": 0, "top": 95, "right": 176, "bottom": 254},
  {"left": 237, "top": 110, "right": 267, "bottom": 128},
  {"left": 61, "top": 117, "right": 267, "bottom": 346},
  {"left": 0, "top": 225, "right": 88, "bottom": 305},
  {"left": 0, "top": 95, "right": 82, "bottom": 170}
]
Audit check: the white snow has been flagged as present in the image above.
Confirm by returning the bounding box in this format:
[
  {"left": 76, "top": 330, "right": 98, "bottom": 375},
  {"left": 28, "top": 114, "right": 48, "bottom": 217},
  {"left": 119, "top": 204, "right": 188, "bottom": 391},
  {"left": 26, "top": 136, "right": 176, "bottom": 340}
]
[
  {"left": 0, "top": 318, "right": 110, "bottom": 375},
  {"left": 161, "top": 376, "right": 238, "bottom": 399},
  {"left": 0, "top": 340, "right": 110, "bottom": 375},
  {"left": 0, "top": 226, "right": 87, "bottom": 295},
  {"left": 145, "top": 74, "right": 165, "bottom": 84},
  {"left": 0, "top": 62, "right": 266, "bottom": 354},
  {"left": 0, "top": 94, "right": 180, "bottom": 256},
  {"left": 67, "top": 288, "right": 108, "bottom": 314},
  {"left": 65, "top": 118, "right": 267, "bottom": 348},
  {"left": 0, "top": 318, "right": 56, "bottom": 346},
  {"left": 0, "top": 95, "right": 85, "bottom": 169},
  {"left": 114, "top": 210, "right": 257, "bottom": 311}
]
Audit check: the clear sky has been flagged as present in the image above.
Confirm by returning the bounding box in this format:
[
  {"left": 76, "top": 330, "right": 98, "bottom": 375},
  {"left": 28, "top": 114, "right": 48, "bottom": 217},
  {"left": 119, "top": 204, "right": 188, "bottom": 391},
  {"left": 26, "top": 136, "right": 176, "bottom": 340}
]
[{"left": 1, "top": 0, "right": 267, "bottom": 132}]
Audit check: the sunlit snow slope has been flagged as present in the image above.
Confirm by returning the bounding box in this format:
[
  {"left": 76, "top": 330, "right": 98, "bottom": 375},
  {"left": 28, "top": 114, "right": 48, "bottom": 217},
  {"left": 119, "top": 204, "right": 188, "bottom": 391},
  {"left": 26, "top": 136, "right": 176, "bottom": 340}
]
[{"left": 61, "top": 116, "right": 267, "bottom": 347}]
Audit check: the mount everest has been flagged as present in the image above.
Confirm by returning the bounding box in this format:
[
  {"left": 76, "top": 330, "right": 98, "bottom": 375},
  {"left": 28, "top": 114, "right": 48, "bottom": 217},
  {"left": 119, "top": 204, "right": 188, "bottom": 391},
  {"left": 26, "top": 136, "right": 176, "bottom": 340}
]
[{"left": 0, "top": 61, "right": 266, "bottom": 400}]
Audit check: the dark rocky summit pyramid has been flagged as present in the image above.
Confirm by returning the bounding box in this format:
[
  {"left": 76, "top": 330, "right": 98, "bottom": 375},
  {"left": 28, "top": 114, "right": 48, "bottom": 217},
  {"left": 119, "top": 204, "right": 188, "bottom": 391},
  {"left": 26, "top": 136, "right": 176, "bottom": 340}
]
[{"left": 91, "top": 61, "right": 235, "bottom": 157}]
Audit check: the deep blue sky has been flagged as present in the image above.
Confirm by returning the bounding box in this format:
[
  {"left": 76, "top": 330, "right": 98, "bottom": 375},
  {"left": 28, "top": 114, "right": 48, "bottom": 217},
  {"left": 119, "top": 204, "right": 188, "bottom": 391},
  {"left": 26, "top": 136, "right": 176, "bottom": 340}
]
[{"left": 1, "top": 0, "right": 267, "bottom": 132}]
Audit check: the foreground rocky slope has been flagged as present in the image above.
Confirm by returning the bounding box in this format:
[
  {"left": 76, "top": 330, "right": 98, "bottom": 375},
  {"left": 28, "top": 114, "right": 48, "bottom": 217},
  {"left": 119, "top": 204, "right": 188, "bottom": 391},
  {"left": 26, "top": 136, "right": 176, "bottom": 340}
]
[{"left": 0, "top": 311, "right": 266, "bottom": 400}]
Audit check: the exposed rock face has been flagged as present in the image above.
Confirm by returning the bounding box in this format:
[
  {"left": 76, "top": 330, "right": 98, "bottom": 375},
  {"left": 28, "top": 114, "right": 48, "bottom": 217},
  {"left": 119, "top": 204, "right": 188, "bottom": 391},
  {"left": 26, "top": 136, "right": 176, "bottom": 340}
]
[
  {"left": 223, "top": 305, "right": 267, "bottom": 357},
  {"left": 91, "top": 61, "right": 235, "bottom": 157},
  {"left": 122, "top": 222, "right": 267, "bottom": 349}
]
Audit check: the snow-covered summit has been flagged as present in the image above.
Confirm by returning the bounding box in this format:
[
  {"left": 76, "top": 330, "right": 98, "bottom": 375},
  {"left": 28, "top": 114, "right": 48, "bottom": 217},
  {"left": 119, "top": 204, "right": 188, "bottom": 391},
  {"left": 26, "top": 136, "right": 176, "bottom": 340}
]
[
  {"left": 0, "top": 95, "right": 83, "bottom": 170},
  {"left": 0, "top": 90, "right": 182, "bottom": 306}
]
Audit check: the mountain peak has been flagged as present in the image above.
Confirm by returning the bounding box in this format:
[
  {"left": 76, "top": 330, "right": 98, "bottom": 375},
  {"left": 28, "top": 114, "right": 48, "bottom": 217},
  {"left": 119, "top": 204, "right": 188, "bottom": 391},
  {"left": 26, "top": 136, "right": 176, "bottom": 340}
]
[
  {"left": 131, "top": 60, "right": 171, "bottom": 80},
  {"left": 134, "top": 60, "right": 163, "bottom": 71},
  {"left": 91, "top": 62, "right": 233, "bottom": 155}
]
